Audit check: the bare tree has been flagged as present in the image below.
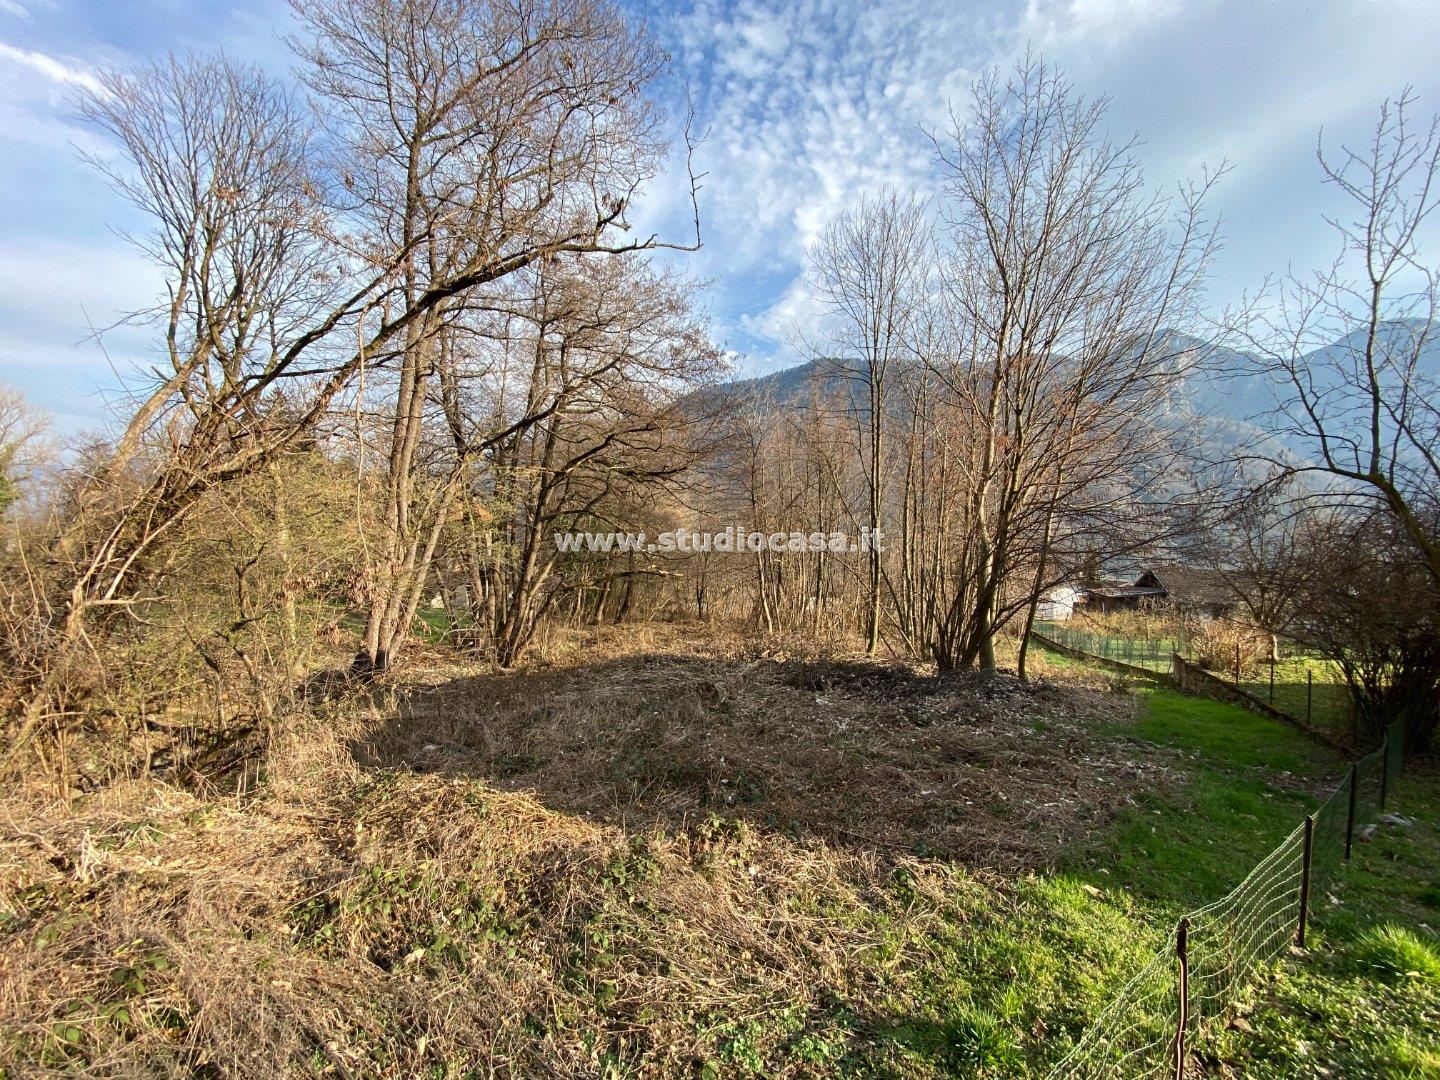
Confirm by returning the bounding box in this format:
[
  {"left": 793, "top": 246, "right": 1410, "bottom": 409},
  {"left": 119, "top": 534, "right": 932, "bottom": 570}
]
[
  {"left": 0, "top": 0, "right": 707, "bottom": 764},
  {"left": 806, "top": 190, "right": 932, "bottom": 654},
  {"left": 1211, "top": 483, "right": 1325, "bottom": 659},
  {"left": 291, "top": 0, "right": 698, "bottom": 670},
  {"left": 451, "top": 256, "right": 718, "bottom": 667},
  {"left": 54, "top": 0, "right": 698, "bottom": 661},
  {"left": 1288, "top": 508, "right": 1440, "bottom": 750},
  {"left": 0, "top": 386, "right": 51, "bottom": 516},
  {"left": 927, "top": 59, "right": 1221, "bottom": 672},
  {"left": 1238, "top": 90, "right": 1440, "bottom": 585},
  {"left": 64, "top": 56, "right": 334, "bottom": 644}
]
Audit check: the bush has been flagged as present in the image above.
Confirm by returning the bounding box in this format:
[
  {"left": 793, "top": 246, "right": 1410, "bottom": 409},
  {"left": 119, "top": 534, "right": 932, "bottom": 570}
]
[
  {"left": 1082, "top": 607, "right": 1187, "bottom": 644},
  {"left": 1191, "top": 620, "right": 1267, "bottom": 678}
]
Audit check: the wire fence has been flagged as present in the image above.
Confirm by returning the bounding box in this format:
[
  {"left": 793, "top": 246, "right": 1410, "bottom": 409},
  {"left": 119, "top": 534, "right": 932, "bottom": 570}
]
[
  {"left": 1033, "top": 619, "right": 1357, "bottom": 746},
  {"left": 1033, "top": 620, "right": 1181, "bottom": 674},
  {"left": 1047, "top": 718, "right": 1405, "bottom": 1079}
]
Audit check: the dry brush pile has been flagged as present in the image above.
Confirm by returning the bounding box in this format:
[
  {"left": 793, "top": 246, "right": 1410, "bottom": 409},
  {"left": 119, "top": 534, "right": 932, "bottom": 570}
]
[{"left": 1, "top": 628, "right": 1175, "bottom": 1078}]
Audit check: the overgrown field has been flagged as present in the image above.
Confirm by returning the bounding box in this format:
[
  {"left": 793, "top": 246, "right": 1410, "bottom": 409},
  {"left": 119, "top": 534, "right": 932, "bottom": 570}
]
[{"left": 1, "top": 627, "right": 1435, "bottom": 1077}]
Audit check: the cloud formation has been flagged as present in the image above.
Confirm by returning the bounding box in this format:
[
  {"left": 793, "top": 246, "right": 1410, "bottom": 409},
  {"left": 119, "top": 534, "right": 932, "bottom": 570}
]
[
  {"left": 634, "top": 0, "right": 1440, "bottom": 375},
  {"left": 0, "top": 40, "right": 103, "bottom": 92},
  {"left": 2, "top": 0, "right": 1440, "bottom": 430}
]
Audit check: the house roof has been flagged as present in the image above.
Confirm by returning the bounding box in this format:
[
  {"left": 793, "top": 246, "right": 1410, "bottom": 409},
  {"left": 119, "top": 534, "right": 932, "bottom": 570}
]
[
  {"left": 1081, "top": 583, "right": 1166, "bottom": 601},
  {"left": 1137, "top": 567, "right": 1237, "bottom": 607}
]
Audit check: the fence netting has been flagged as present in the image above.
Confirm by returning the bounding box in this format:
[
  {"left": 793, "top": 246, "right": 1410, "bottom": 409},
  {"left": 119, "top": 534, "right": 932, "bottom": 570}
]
[
  {"left": 1046, "top": 719, "right": 1403, "bottom": 1078},
  {"left": 1031, "top": 621, "right": 1356, "bottom": 746},
  {"left": 1033, "top": 621, "right": 1178, "bottom": 673}
]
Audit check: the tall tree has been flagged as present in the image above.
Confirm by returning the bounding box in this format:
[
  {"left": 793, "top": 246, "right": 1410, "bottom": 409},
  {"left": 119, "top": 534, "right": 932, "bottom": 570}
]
[
  {"left": 807, "top": 190, "right": 931, "bottom": 654},
  {"left": 1238, "top": 91, "right": 1440, "bottom": 586},
  {"left": 5, "top": 0, "right": 704, "bottom": 759},
  {"left": 291, "top": 0, "right": 687, "bottom": 669},
  {"left": 453, "top": 256, "right": 718, "bottom": 666},
  {"left": 928, "top": 59, "right": 1220, "bottom": 672}
]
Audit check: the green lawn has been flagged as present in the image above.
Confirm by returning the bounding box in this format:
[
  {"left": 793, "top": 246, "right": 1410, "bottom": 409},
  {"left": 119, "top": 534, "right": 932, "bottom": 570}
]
[
  {"left": 1200, "top": 765, "right": 1440, "bottom": 1077},
  {"left": 1071, "top": 686, "right": 1338, "bottom": 906},
  {"left": 1050, "top": 656, "right": 1440, "bottom": 1077},
  {"left": 1035, "top": 622, "right": 1358, "bottom": 745},
  {"left": 1235, "top": 655, "right": 1355, "bottom": 744},
  {"left": 778, "top": 647, "right": 1438, "bottom": 1075},
  {"left": 336, "top": 603, "right": 471, "bottom": 645}
]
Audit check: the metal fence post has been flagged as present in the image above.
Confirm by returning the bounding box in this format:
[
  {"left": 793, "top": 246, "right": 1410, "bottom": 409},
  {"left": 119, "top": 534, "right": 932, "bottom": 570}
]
[
  {"left": 1269, "top": 655, "right": 1275, "bottom": 703},
  {"left": 1297, "top": 815, "right": 1314, "bottom": 948},
  {"left": 1344, "top": 765, "right": 1357, "bottom": 861},
  {"left": 1234, "top": 643, "right": 1241, "bottom": 684},
  {"left": 1174, "top": 916, "right": 1190, "bottom": 1080},
  {"left": 1306, "top": 669, "right": 1313, "bottom": 725}
]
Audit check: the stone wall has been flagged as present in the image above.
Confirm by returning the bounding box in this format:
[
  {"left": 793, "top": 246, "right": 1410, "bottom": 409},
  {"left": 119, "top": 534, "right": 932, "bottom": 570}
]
[{"left": 1171, "top": 653, "right": 1350, "bottom": 754}]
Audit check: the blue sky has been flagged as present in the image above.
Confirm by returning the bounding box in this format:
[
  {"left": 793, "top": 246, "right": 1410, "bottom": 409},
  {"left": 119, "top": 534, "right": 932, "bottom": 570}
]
[{"left": 2, "top": 0, "right": 1439, "bottom": 434}]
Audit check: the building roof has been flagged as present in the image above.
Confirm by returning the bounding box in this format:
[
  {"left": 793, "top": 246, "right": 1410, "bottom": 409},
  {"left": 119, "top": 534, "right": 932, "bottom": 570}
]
[
  {"left": 1136, "top": 567, "right": 1237, "bottom": 607},
  {"left": 1081, "top": 583, "right": 1166, "bottom": 601}
]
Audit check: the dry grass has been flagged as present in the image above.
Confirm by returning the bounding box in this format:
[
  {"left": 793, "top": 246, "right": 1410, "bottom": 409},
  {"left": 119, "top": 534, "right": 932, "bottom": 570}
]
[
  {"left": 364, "top": 623, "right": 1152, "bottom": 868},
  {"left": 1189, "top": 619, "right": 1270, "bottom": 678},
  {"left": 0, "top": 623, "right": 1174, "bottom": 1078}
]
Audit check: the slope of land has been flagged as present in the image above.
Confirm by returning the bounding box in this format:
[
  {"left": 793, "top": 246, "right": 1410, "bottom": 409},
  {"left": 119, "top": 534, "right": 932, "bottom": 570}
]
[{"left": 1, "top": 625, "right": 1435, "bottom": 1077}]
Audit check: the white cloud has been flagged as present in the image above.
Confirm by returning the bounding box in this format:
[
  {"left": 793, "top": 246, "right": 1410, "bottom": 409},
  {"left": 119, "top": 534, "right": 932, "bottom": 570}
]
[
  {"left": 633, "top": 0, "right": 1440, "bottom": 377},
  {"left": 739, "top": 275, "right": 820, "bottom": 352},
  {"left": 1017, "top": 0, "right": 1192, "bottom": 50},
  {"left": 0, "top": 1, "right": 30, "bottom": 19},
  {"left": 3, "top": 0, "right": 1439, "bottom": 399},
  {"left": 737, "top": 10, "right": 786, "bottom": 55},
  {"left": 0, "top": 41, "right": 104, "bottom": 94},
  {"left": 641, "top": 0, "right": 985, "bottom": 366}
]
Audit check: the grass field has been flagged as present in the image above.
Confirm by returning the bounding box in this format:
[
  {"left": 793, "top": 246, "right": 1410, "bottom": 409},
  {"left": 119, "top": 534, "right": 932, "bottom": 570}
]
[
  {"left": 1035, "top": 618, "right": 1358, "bottom": 744},
  {"left": 1, "top": 629, "right": 1435, "bottom": 1077},
  {"left": 338, "top": 604, "right": 471, "bottom": 646},
  {"left": 1234, "top": 654, "right": 1355, "bottom": 743},
  {"left": 1047, "top": 647, "right": 1440, "bottom": 1076}
]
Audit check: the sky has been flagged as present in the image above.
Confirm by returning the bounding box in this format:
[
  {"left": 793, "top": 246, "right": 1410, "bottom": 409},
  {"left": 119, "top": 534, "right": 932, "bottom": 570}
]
[{"left": 1, "top": 0, "right": 1439, "bottom": 435}]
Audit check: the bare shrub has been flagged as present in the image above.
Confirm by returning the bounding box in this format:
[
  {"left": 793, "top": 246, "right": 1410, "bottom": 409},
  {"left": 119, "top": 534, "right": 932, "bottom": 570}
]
[{"left": 1190, "top": 619, "right": 1267, "bottom": 677}]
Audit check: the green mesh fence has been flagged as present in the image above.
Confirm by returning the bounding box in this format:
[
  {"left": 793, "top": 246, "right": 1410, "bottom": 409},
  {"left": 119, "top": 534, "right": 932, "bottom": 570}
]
[
  {"left": 1031, "top": 623, "right": 1353, "bottom": 745},
  {"left": 1045, "top": 926, "right": 1181, "bottom": 1079},
  {"left": 1032, "top": 621, "right": 1181, "bottom": 673},
  {"left": 1046, "top": 719, "right": 1405, "bottom": 1078}
]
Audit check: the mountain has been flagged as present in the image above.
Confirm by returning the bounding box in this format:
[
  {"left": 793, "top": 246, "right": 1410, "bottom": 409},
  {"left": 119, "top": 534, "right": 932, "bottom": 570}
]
[
  {"left": 709, "top": 322, "right": 1437, "bottom": 477},
  {"left": 732, "top": 358, "right": 830, "bottom": 404},
  {"left": 696, "top": 358, "right": 848, "bottom": 411}
]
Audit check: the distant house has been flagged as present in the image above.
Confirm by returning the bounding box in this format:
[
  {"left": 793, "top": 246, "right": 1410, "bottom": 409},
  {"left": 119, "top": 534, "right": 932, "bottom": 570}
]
[
  {"left": 1076, "top": 566, "right": 1239, "bottom": 618},
  {"left": 1037, "top": 584, "right": 1082, "bottom": 622},
  {"left": 1134, "top": 568, "right": 1238, "bottom": 618},
  {"left": 1077, "top": 577, "right": 1167, "bottom": 613}
]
